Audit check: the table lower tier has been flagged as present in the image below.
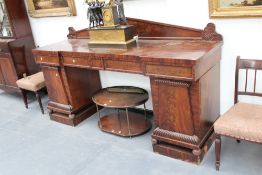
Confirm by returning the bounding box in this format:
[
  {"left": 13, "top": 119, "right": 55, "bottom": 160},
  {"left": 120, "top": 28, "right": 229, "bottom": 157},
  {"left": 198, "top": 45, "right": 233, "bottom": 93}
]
[{"left": 98, "top": 112, "right": 152, "bottom": 137}]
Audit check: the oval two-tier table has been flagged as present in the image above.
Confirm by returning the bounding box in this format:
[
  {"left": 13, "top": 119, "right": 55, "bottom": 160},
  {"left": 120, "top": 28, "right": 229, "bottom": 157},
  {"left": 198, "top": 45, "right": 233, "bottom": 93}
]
[{"left": 92, "top": 86, "right": 152, "bottom": 137}]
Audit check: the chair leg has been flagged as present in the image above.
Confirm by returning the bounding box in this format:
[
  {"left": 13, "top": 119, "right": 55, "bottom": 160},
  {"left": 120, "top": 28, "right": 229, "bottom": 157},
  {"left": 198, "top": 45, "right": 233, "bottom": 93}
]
[
  {"left": 236, "top": 139, "right": 241, "bottom": 143},
  {"left": 215, "top": 134, "right": 221, "bottom": 171},
  {"left": 20, "top": 89, "right": 28, "bottom": 109},
  {"left": 43, "top": 87, "right": 48, "bottom": 95},
  {"left": 35, "top": 91, "right": 44, "bottom": 114}
]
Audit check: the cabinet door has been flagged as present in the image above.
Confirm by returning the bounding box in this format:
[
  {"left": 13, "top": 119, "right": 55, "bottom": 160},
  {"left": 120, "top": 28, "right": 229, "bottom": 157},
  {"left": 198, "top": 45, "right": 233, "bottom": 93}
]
[
  {"left": 0, "top": 57, "right": 18, "bottom": 87},
  {"left": 150, "top": 78, "right": 194, "bottom": 135},
  {"left": 41, "top": 66, "right": 69, "bottom": 105},
  {"left": 63, "top": 67, "right": 101, "bottom": 110}
]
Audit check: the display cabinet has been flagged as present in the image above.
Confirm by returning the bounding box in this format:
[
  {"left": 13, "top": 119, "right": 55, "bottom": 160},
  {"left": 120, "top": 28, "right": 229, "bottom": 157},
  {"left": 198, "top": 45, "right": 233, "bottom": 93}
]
[{"left": 0, "top": 0, "right": 38, "bottom": 92}]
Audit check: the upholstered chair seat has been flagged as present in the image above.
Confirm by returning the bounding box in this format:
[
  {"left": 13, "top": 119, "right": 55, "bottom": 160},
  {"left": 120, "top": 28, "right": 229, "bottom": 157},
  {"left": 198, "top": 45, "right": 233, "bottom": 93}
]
[
  {"left": 16, "top": 72, "right": 46, "bottom": 114},
  {"left": 16, "top": 72, "right": 45, "bottom": 92},
  {"left": 214, "top": 102, "right": 262, "bottom": 143}
]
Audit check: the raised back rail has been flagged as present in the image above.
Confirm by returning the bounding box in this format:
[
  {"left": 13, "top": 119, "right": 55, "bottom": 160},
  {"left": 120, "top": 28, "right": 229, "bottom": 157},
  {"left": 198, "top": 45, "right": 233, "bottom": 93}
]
[{"left": 67, "top": 17, "right": 222, "bottom": 41}]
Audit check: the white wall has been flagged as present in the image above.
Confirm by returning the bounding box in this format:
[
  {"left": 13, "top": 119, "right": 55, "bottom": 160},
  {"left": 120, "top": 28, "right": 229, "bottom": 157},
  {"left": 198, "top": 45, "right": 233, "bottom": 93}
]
[{"left": 26, "top": 0, "right": 262, "bottom": 113}]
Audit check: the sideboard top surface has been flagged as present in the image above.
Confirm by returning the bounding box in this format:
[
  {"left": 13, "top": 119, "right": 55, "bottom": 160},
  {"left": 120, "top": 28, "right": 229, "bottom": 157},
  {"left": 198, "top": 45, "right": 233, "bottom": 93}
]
[{"left": 34, "top": 38, "right": 222, "bottom": 66}]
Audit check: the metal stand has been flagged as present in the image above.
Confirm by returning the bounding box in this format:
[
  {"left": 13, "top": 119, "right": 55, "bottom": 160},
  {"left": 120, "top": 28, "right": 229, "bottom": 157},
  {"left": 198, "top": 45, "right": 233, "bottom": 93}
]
[
  {"left": 117, "top": 109, "right": 122, "bottom": 134},
  {"left": 92, "top": 86, "right": 151, "bottom": 137},
  {"left": 144, "top": 103, "right": 147, "bottom": 120},
  {"left": 96, "top": 104, "right": 102, "bottom": 128},
  {"left": 125, "top": 108, "right": 132, "bottom": 138}
]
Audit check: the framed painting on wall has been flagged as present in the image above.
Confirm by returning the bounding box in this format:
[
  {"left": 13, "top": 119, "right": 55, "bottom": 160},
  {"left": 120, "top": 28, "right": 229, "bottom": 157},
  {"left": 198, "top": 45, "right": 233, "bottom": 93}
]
[
  {"left": 27, "top": 0, "right": 76, "bottom": 18},
  {"left": 209, "top": 0, "right": 262, "bottom": 18}
]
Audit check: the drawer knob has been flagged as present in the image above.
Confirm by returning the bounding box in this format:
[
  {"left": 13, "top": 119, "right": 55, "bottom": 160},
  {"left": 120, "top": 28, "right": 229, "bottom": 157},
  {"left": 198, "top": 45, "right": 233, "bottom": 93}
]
[
  {"left": 56, "top": 73, "right": 58, "bottom": 77},
  {"left": 73, "top": 59, "right": 76, "bottom": 63},
  {"left": 40, "top": 57, "right": 43, "bottom": 61}
]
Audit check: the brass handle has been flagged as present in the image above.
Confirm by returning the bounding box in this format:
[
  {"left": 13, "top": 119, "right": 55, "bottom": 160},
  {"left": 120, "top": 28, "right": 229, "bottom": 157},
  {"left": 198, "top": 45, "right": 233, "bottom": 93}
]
[
  {"left": 56, "top": 73, "right": 58, "bottom": 77},
  {"left": 72, "top": 59, "right": 76, "bottom": 63},
  {"left": 40, "top": 57, "right": 43, "bottom": 61}
]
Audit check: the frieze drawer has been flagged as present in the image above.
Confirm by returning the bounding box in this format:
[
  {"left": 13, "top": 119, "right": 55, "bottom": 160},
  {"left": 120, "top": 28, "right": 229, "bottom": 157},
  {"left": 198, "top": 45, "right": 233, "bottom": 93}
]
[
  {"left": 104, "top": 60, "right": 143, "bottom": 73},
  {"left": 35, "top": 56, "right": 60, "bottom": 66},
  {"left": 63, "top": 57, "right": 91, "bottom": 68},
  {"left": 145, "top": 64, "right": 193, "bottom": 79},
  {"left": 91, "top": 58, "right": 104, "bottom": 70}
]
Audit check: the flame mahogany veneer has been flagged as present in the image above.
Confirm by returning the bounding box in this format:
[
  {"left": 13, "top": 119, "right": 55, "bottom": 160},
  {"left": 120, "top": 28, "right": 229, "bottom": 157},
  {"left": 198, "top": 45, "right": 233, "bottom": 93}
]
[{"left": 33, "top": 18, "right": 223, "bottom": 164}]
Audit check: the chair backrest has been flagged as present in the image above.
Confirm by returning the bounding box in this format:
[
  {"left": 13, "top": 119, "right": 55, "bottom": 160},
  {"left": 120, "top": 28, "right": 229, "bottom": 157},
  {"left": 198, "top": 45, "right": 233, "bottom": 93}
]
[
  {"left": 234, "top": 56, "right": 262, "bottom": 104},
  {"left": 9, "top": 45, "right": 28, "bottom": 79}
]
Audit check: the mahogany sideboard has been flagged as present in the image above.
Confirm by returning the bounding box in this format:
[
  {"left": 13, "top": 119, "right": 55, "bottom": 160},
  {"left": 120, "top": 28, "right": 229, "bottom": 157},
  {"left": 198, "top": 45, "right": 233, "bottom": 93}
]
[{"left": 33, "top": 18, "right": 223, "bottom": 164}]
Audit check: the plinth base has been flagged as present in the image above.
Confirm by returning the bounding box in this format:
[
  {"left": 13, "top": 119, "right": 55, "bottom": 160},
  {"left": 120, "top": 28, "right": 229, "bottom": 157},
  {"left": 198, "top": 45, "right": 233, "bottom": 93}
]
[
  {"left": 98, "top": 112, "right": 151, "bottom": 137},
  {"left": 152, "top": 131, "right": 215, "bottom": 164},
  {"left": 48, "top": 103, "right": 97, "bottom": 126}
]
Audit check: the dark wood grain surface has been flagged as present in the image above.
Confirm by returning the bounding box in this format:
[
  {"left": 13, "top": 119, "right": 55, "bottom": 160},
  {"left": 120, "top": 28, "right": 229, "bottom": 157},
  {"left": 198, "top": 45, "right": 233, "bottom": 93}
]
[
  {"left": 34, "top": 38, "right": 222, "bottom": 82},
  {"left": 34, "top": 39, "right": 221, "bottom": 64},
  {"left": 33, "top": 18, "right": 223, "bottom": 164}
]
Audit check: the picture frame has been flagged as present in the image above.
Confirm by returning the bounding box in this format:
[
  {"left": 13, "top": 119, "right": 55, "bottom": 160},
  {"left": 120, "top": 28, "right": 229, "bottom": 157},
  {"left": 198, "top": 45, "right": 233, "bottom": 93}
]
[
  {"left": 209, "top": 0, "right": 262, "bottom": 18},
  {"left": 27, "top": 0, "right": 76, "bottom": 18}
]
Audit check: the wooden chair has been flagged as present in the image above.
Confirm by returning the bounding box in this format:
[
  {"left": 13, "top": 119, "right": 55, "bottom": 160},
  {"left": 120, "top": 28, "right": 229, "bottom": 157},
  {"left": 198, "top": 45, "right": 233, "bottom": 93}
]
[
  {"left": 16, "top": 72, "right": 45, "bottom": 114},
  {"left": 12, "top": 46, "right": 46, "bottom": 114},
  {"left": 10, "top": 45, "right": 45, "bottom": 114},
  {"left": 214, "top": 56, "right": 262, "bottom": 170}
]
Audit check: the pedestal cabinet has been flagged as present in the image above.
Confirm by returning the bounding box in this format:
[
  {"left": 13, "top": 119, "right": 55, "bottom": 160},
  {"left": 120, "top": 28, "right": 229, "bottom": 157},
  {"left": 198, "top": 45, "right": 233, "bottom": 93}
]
[{"left": 0, "top": 0, "right": 38, "bottom": 92}]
